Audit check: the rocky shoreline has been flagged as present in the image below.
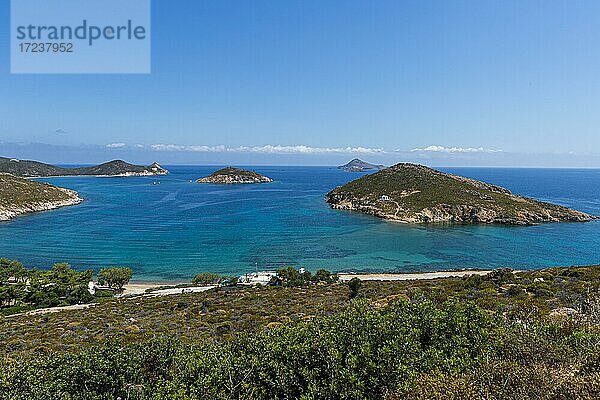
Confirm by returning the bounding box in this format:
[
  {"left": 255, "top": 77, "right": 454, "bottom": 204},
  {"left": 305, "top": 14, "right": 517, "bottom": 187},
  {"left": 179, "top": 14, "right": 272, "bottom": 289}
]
[
  {"left": 0, "top": 187, "right": 83, "bottom": 221},
  {"left": 326, "top": 198, "right": 595, "bottom": 225}
]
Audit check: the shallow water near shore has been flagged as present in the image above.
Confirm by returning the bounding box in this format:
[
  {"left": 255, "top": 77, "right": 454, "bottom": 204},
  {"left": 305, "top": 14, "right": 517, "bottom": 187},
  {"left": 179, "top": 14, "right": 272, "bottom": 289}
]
[{"left": 1, "top": 166, "right": 599, "bottom": 281}]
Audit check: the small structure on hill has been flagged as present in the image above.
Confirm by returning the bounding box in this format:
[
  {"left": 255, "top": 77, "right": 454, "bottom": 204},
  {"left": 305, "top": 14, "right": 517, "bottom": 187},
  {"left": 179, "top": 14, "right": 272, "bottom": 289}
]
[{"left": 238, "top": 271, "right": 277, "bottom": 286}]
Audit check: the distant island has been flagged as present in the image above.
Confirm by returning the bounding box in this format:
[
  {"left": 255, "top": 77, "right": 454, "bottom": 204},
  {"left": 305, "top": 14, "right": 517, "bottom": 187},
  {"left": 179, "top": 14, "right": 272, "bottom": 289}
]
[
  {"left": 338, "top": 158, "right": 386, "bottom": 172},
  {"left": 0, "top": 158, "right": 169, "bottom": 177},
  {"left": 0, "top": 173, "right": 83, "bottom": 221},
  {"left": 326, "top": 163, "right": 596, "bottom": 225},
  {"left": 197, "top": 167, "right": 273, "bottom": 184}
]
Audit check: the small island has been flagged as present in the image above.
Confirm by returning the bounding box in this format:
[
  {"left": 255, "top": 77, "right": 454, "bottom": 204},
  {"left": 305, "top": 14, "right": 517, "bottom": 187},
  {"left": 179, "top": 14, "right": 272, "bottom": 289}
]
[
  {"left": 197, "top": 167, "right": 273, "bottom": 184},
  {"left": 0, "top": 158, "right": 169, "bottom": 177},
  {"left": 0, "top": 173, "right": 83, "bottom": 221},
  {"left": 326, "top": 163, "right": 597, "bottom": 225},
  {"left": 338, "top": 158, "right": 386, "bottom": 172}
]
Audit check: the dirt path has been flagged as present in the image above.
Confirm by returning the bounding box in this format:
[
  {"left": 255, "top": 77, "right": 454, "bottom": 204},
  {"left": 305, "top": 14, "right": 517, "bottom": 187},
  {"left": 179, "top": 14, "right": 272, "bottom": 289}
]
[
  {"left": 4, "top": 285, "right": 217, "bottom": 318},
  {"left": 4, "top": 303, "right": 96, "bottom": 318},
  {"left": 391, "top": 200, "right": 401, "bottom": 218}
]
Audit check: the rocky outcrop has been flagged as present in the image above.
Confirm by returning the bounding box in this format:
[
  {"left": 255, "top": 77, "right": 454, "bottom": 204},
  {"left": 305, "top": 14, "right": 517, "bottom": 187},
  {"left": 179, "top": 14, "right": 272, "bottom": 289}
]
[
  {"left": 326, "top": 163, "right": 597, "bottom": 225},
  {"left": 338, "top": 159, "right": 386, "bottom": 172},
  {"left": 197, "top": 168, "right": 273, "bottom": 184},
  {"left": 0, "top": 174, "right": 83, "bottom": 221},
  {"left": 145, "top": 162, "right": 169, "bottom": 176}
]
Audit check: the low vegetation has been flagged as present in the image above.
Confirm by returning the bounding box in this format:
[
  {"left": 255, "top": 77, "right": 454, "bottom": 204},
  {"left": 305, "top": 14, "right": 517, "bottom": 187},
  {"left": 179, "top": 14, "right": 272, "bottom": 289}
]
[
  {"left": 0, "top": 174, "right": 71, "bottom": 206},
  {"left": 1, "top": 265, "right": 599, "bottom": 399}
]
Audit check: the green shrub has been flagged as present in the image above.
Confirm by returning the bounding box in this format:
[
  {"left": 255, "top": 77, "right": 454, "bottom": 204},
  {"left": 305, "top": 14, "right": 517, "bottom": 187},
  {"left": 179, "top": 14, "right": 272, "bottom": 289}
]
[
  {"left": 97, "top": 267, "right": 133, "bottom": 292},
  {"left": 348, "top": 277, "right": 361, "bottom": 299},
  {"left": 192, "top": 272, "right": 222, "bottom": 286}
]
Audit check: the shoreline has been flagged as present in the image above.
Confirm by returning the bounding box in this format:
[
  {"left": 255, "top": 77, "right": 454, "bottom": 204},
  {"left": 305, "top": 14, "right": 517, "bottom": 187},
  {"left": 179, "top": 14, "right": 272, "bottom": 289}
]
[
  {"left": 5, "top": 270, "right": 494, "bottom": 318},
  {"left": 123, "top": 269, "right": 494, "bottom": 293},
  {"left": 26, "top": 173, "right": 168, "bottom": 179}
]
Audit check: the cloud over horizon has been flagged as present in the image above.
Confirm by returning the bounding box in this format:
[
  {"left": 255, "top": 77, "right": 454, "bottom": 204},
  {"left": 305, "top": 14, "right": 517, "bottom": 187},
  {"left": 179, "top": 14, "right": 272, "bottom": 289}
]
[
  {"left": 107, "top": 143, "right": 504, "bottom": 155},
  {"left": 409, "top": 145, "right": 502, "bottom": 153},
  {"left": 144, "top": 144, "right": 385, "bottom": 154}
]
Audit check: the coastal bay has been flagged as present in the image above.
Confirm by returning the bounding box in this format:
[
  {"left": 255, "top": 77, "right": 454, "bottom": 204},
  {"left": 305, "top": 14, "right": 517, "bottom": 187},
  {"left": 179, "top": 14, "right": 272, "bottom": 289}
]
[{"left": 0, "top": 166, "right": 598, "bottom": 281}]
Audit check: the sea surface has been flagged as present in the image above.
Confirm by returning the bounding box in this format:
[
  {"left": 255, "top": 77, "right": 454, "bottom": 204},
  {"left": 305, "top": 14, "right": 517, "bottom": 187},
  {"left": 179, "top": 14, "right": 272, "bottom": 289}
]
[{"left": 1, "top": 166, "right": 599, "bottom": 282}]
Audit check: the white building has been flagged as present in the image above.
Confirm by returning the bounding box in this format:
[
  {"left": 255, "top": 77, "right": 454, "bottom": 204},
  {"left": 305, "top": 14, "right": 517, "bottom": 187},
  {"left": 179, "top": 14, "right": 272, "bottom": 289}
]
[{"left": 238, "top": 271, "right": 277, "bottom": 286}]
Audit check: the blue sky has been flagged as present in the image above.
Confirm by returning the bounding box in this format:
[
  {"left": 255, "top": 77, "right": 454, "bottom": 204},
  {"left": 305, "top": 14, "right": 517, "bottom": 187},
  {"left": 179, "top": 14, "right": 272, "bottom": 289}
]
[{"left": 1, "top": 1, "right": 600, "bottom": 166}]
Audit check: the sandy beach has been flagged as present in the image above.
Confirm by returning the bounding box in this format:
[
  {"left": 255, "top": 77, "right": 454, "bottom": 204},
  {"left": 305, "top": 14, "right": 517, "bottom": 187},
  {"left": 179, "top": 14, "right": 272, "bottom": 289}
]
[
  {"left": 120, "top": 283, "right": 216, "bottom": 296},
  {"left": 120, "top": 283, "right": 166, "bottom": 296},
  {"left": 338, "top": 269, "right": 492, "bottom": 281}
]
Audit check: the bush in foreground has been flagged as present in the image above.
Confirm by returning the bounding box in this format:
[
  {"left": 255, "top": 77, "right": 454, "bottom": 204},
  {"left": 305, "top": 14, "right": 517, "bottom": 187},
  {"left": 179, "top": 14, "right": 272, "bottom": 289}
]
[
  {"left": 2, "top": 266, "right": 600, "bottom": 399},
  {"left": 1, "top": 300, "right": 489, "bottom": 399}
]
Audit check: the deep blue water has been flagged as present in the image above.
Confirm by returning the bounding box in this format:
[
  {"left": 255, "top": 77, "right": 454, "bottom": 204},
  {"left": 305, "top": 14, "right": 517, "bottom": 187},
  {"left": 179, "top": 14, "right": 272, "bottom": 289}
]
[{"left": 1, "top": 166, "right": 599, "bottom": 281}]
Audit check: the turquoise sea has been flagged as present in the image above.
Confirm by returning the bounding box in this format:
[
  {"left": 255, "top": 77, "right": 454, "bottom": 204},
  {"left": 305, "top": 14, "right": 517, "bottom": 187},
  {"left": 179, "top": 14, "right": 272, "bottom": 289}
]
[{"left": 1, "top": 166, "right": 599, "bottom": 282}]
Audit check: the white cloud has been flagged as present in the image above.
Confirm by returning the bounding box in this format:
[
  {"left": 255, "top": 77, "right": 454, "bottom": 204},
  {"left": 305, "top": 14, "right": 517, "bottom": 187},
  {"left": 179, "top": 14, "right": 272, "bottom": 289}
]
[
  {"left": 106, "top": 142, "right": 500, "bottom": 155},
  {"left": 409, "top": 145, "right": 501, "bottom": 153},
  {"left": 149, "top": 144, "right": 384, "bottom": 154},
  {"left": 150, "top": 144, "right": 227, "bottom": 152},
  {"left": 233, "top": 145, "right": 383, "bottom": 154}
]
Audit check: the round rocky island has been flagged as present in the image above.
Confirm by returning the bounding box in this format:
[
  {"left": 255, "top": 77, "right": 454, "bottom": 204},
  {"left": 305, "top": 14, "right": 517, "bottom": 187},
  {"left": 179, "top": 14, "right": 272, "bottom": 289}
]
[{"left": 197, "top": 167, "right": 273, "bottom": 184}]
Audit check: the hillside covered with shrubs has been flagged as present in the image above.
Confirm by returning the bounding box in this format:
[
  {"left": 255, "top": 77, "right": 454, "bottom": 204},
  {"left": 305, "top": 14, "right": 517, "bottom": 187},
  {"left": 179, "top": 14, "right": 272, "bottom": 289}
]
[{"left": 1, "top": 265, "right": 599, "bottom": 399}]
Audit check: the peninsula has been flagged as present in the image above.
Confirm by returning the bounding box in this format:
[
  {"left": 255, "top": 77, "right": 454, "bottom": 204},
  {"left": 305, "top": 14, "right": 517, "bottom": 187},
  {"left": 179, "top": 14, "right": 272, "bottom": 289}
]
[
  {"left": 0, "top": 173, "right": 83, "bottom": 221},
  {"left": 338, "top": 158, "right": 386, "bottom": 172},
  {"left": 326, "top": 163, "right": 596, "bottom": 225},
  {"left": 197, "top": 167, "right": 273, "bottom": 184},
  {"left": 0, "top": 158, "right": 169, "bottom": 177}
]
